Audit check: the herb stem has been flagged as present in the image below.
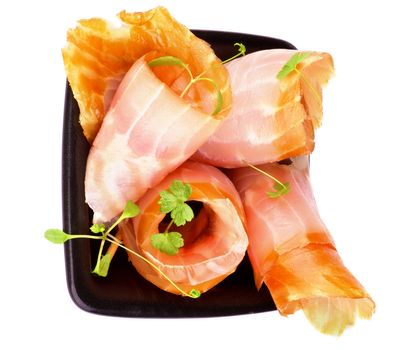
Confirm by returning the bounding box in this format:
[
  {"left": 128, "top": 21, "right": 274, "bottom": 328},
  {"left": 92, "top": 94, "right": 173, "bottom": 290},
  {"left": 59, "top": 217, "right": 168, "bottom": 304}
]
[
  {"left": 221, "top": 52, "right": 242, "bottom": 65},
  {"left": 94, "top": 212, "right": 128, "bottom": 271},
  {"left": 246, "top": 163, "right": 287, "bottom": 189},
  {"left": 106, "top": 218, "right": 122, "bottom": 235},
  {"left": 180, "top": 80, "right": 194, "bottom": 98},
  {"left": 105, "top": 236, "right": 199, "bottom": 298},
  {"left": 183, "top": 63, "right": 194, "bottom": 81},
  {"left": 94, "top": 237, "right": 107, "bottom": 272},
  {"left": 164, "top": 219, "right": 174, "bottom": 233},
  {"left": 107, "top": 232, "right": 122, "bottom": 244},
  {"left": 69, "top": 234, "right": 105, "bottom": 240}
]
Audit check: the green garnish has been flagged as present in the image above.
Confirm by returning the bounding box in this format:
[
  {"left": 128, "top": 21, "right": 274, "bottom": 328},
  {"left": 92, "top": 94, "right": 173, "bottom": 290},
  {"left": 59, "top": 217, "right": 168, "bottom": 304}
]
[
  {"left": 44, "top": 228, "right": 71, "bottom": 244},
  {"left": 92, "top": 200, "right": 140, "bottom": 277},
  {"left": 119, "top": 200, "right": 141, "bottom": 219},
  {"left": 148, "top": 55, "right": 188, "bottom": 69},
  {"left": 147, "top": 43, "right": 247, "bottom": 116},
  {"left": 44, "top": 200, "right": 200, "bottom": 299},
  {"left": 148, "top": 56, "right": 222, "bottom": 116},
  {"left": 189, "top": 289, "right": 201, "bottom": 298},
  {"left": 159, "top": 180, "right": 194, "bottom": 226},
  {"left": 46, "top": 202, "right": 140, "bottom": 277},
  {"left": 151, "top": 180, "right": 194, "bottom": 255},
  {"left": 94, "top": 253, "right": 112, "bottom": 277},
  {"left": 245, "top": 163, "right": 290, "bottom": 199},
  {"left": 90, "top": 223, "right": 105, "bottom": 234},
  {"left": 277, "top": 51, "right": 322, "bottom": 107},
  {"left": 266, "top": 181, "right": 291, "bottom": 198},
  {"left": 222, "top": 42, "right": 246, "bottom": 64},
  {"left": 44, "top": 228, "right": 104, "bottom": 244},
  {"left": 277, "top": 52, "right": 311, "bottom": 80},
  {"left": 151, "top": 232, "right": 184, "bottom": 255}
]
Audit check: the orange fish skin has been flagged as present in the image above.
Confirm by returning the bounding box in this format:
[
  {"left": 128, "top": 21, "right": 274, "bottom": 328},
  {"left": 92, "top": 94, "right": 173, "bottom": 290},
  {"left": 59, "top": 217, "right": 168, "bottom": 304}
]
[
  {"left": 119, "top": 161, "right": 248, "bottom": 295},
  {"left": 62, "top": 6, "right": 231, "bottom": 143},
  {"left": 193, "top": 49, "right": 334, "bottom": 168},
  {"left": 227, "top": 158, "right": 375, "bottom": 335}
]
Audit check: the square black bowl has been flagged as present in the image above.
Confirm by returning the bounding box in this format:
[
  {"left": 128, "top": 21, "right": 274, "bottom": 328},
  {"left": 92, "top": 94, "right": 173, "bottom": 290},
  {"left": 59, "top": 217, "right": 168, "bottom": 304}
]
[{"left": 62, "top": 30, "right": 296, "bottom": 317}]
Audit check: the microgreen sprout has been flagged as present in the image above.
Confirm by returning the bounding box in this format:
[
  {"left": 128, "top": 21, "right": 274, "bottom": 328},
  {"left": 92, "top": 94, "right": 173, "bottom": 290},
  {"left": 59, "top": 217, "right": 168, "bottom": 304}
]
[
  {"left": 44, "top": 200, "right": 200, "bottom": 298},
  {"left": 148, "top": 56, "right": 222, "bottom": 116},
  {"left": 92, "top": 200, "right": 140, "bottom": 276},
  {"left": 277, "top": 51, "right": 322, "bottom": 107},
  {"left": 245, "top": 163, "right": 290, "bottom": 199},
  {"left": 147, "top": 43, "right": 246, "bottom": 116},
  {"left": 221, "top": 42, "right": 246, "bottom": 64}
]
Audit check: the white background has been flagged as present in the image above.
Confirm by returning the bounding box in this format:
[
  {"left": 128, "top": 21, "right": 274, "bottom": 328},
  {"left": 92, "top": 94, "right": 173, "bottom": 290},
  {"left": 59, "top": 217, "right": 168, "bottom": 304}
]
[{"left": 1, "top": 0, "right": 397, "bottom": 348}]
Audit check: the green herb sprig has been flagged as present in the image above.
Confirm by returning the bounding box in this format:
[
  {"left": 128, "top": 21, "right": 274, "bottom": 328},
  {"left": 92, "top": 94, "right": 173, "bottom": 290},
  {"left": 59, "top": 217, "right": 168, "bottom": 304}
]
[
  {"left": 151, "top": 180, "right": 194, "bottom": 255},
  {"left": 277, "top": 52, "right": 311, "bottom": 80},
  {"left": 277, "top": 51, "right": 322, "bottom": 107},
  {"left": 44, "top": 200, "right": 200, "bottom": 299},
  {"left": 147, "top": 43, "right": 246, "bottom": 116},
  {"left": 148, "top": 56, "right": 222, "bottom": 116},
  {"left": 245, "top": 163, "right": 290, "bottom": 199},
  {"left": 93, "top": 201, "right": 140, "bottom": 276},
  {"left": 221, "top": 42, "right": 246, "bottom": 64}
]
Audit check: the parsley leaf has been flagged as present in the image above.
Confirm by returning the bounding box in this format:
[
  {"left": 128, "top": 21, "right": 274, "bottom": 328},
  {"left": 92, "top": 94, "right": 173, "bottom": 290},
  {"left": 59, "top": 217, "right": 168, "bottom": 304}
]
[
  {"left": 266, "top": 182, "right": 291, "bottom": 198},
  {"left": 171, "top": 203, "right": 194, "bottom": 226},
  {"left": 159, "top": 190, "right": 178, "bottom": 213},
  {"left": 277, "top": 52, "right": 311, "bottom": 80},
  {"left": 152, "top": 180, "right": 195, "bottom": 255},
  {"left": 169, "top": 180, "right": 192, "bottom": 202},
  {"left": 151, "top": 232, "right": 184, "bottom": 255},
  {"left": 158, "top": 180, "right": 194, "bottom": 226}
]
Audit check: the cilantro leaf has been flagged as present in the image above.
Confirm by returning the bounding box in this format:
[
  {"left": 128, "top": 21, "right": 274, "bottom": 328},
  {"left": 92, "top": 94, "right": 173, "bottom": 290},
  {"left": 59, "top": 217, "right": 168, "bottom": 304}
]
[
  {"left": 158, "top": 180, "right": 194, "bottom": 225},
  {"left": 171, "top": 203, "right": 194, "bottom": 226},
  {"left": 277, "top": 52, "right": 311, "bottom": 80},
  {"left": 151, "top": 232, "right": 184, "bottom": 255},
  {"left": 159, "top": 190, "right": 178, "bottom": 213},
  {"left": 266, "top": 182, "right": 291, "bottom": 198},
  {"left": 169, "top": 179, "right": 192, "bottom": 201}
]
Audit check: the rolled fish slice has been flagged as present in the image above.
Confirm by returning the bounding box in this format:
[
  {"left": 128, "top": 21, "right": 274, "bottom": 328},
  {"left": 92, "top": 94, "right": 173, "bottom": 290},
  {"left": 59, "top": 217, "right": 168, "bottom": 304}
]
[
  {"left": 62, "top": 6, "right": 231, "bottom": 142},
  {"left": 193, "top": 49, "right": 334, "bottom": 168},
  {"left": 71, "top": 8, "right": 233, "bottom": 223},
  {"left": 119, "top": 161, "right": 248, "bottom": 295},
  {"left": 85, "top": 53, "right": 227, "bottom": 223},
  {"left": 228, "top": 158, "right": 375, "bottom": 335}
]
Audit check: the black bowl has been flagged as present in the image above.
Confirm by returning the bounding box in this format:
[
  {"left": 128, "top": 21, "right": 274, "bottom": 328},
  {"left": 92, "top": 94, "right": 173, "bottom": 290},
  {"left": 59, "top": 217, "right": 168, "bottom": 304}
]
[{"left": 62, "top": 30, "right": 296, "bottom": 317}]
